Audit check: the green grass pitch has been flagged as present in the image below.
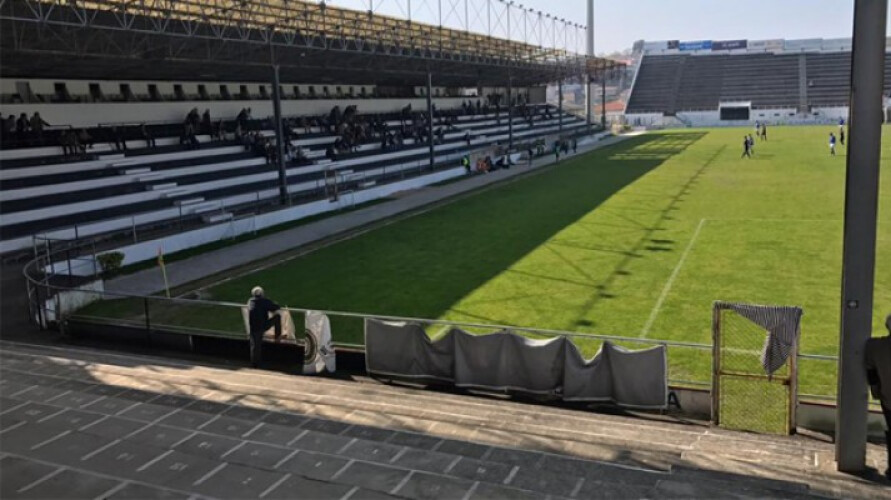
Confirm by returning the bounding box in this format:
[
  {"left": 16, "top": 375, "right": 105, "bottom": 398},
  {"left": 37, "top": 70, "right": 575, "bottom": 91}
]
[{"left": 86, "top": 127, "right": 891, "bottom": 397}]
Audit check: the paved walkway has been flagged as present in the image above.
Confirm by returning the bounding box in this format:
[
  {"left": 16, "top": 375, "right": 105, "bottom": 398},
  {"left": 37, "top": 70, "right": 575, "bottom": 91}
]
[
  {"left": 1, "top": 340, "right": 888, "bottom": 499},
  {"left": 106, "top": 133, "right": 639, "bottom": 296}
]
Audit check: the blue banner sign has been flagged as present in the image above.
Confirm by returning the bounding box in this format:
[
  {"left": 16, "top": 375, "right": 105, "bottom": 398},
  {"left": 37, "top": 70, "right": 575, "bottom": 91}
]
[{"left": 679, "top": 40, "right": 712, "bottom": 51}]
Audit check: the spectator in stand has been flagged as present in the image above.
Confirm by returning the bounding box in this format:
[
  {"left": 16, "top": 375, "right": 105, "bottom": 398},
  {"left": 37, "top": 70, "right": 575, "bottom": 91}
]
[
  {"left": 3, "top": 113, "right": 15, "bottom": 138},
  {"left": 140, "top": 123, "right": 156, "bottom": 148},
  {"left": 16, "top": 113, "right": 30, "bottom": 143},
  {"left": 29, "top": 112, "right": 50, "bottom": 144},
  {"left": 112, "top": 126, "right": 127, "bottom": 151},
  {"left": 462, "top": 155, "right": 471, "bottom": 174},
  {"left": 187, "top": 107, "right": 200, "bottom": 131},
  {"left": 236, "top": 108, "right": 249, "bottom": 129},
  {"left": 326, "top": 144, "right": 337, "bottom": 162},
  {"left": 77, "top": 128, "right": 92, "bottom": 154},
  {"left": 202, "top": 109, "right": 212, "bottom": 135},
  {"left": 572, "top": 139, "right": 578, "bottom": 154},
  {"left": 60, "top": 130, "right": 75, "bottom": 157}
]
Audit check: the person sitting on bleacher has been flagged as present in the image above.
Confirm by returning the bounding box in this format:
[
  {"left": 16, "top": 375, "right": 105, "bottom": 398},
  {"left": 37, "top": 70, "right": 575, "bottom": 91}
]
[
  {"left": 111, "top": 126, "right": 127, "bottom": 152},
  {"left": 16, "top": 113, "right": 30, "bottom": 143},
  {"left": 139, "top": 123, "right": 156, "bottom": 148},
  {"left": 60, "top": 130, "right": 76, "bottom": 157},
  {"left": 201, "top": 109, "right": 212, "bottom": 135},
  {"left": 236, "top": 108, "right": 249, "bottom": 130},
  {"left": 326, "top": 144, "right": 337, "bottom": 162},
  {"left": 29, "top": 112, "right": 50, "bottom": 144},
  {"left": 77, "top": 128, "right": 92, "bottom": 153},
  {"left": 3, "top": 114, "right": 15, "bottom": 139}
]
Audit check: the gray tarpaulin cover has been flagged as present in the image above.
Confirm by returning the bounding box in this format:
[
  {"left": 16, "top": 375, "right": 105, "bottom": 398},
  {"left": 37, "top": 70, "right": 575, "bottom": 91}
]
[{"left": 365, "top": 319, "right": 668, "bottom": 409}]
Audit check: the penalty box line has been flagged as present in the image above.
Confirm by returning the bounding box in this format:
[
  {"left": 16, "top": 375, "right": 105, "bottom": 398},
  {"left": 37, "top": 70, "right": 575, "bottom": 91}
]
[
  {"left": 639, "top": 217, "right": 839, "bottom": 338},
  {"left": 640, "top": 218, "right": 706, "bottom": 339}
]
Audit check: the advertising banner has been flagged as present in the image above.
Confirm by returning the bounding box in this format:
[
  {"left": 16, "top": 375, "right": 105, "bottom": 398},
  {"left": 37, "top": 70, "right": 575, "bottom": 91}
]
[
  {"left": 821, "top": 38, "right": 851, "bottom": 51},
  {"left": 643, "top": 41, "right": 668, "bottom": 52},
  {"left": 679, "top": 40, "right": 712, "bottom": 51},
  {"left": 784, "top": 38, "right": 822, "bottom": 52},
  {"left": 667, "top": 40, "right": 679, "bottom": 50},
  {"left": 712, "top": 39, "right": 748, "bottom": 51}
]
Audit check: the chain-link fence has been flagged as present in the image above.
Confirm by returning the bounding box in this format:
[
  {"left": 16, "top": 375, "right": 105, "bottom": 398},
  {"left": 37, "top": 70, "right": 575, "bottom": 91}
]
[{"left": 711, "top": 302, "right": 799, "bottom": 435}]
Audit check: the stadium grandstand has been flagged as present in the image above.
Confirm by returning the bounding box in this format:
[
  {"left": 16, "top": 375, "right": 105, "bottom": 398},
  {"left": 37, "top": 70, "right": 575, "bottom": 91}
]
[
  {"left": 625, "top": 36, "right": 891, "bottom": 127},
  {"left": 2, "top": 0, "right": 891, "bottom": 498},
  {"left": 0, "top": 0, "right": 625, "bottom": 256}
]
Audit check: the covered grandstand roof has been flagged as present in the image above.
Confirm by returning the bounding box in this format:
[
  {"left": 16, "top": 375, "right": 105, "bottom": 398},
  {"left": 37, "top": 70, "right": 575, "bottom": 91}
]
[{"left": 0, "top": 0, "right": 618, "bottom": 86}]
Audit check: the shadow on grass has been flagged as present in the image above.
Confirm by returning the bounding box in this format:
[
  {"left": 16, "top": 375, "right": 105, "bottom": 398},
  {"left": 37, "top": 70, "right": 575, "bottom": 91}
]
[{"left": 79, "top": 132, "right": 708, "bottom": 347}]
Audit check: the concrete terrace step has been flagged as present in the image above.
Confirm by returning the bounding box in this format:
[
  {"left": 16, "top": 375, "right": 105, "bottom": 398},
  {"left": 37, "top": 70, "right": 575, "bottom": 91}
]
[
  {"left": 0, "top": 343, "right": 832, "bottom": 500},
  {"left": 1, "top": 342, "right": 886, "bottom": 499}
]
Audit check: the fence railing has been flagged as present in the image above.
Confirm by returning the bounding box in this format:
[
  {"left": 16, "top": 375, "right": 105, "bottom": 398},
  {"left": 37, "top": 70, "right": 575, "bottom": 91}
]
[{"left": 24, "top": 246, "right": 844, "bottom": 402}]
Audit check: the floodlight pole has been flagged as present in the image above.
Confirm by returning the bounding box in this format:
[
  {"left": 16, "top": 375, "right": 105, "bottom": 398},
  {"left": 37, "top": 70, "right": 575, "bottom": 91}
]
[
  {"left": 558, "top": 79, "right": 563, "bottom": 133},
  {"left": 426, "top": 71, "right": 435, "bottom": 169},
  {"left": 585, "top": 75, "right": 593, "bottom": 132},
  {"left": 271, "top": 62, "right": 289, "bottom": 205},
  {"left": 585, "top": 0, "right": 594, "bottom": 132},
  {"left": 835, "top": 0, "right": 887, "bottom": 473}
]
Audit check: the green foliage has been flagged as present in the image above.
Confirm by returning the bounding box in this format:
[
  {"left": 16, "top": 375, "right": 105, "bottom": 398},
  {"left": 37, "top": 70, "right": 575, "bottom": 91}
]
[{"left": 96, "top": 252, "right": 125, "bottom": 279}]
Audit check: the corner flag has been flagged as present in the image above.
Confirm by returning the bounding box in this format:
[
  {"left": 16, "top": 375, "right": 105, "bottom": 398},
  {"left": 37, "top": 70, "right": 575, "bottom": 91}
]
[{"left": 157, "top": 247, "right": 170, "bottom": 298}]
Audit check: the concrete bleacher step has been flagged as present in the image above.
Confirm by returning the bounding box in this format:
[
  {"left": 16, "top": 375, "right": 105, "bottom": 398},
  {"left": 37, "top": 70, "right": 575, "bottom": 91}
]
[
  {"left": 148, "top": 182, "right": 178, "bottom": 191},
  {"left": 183, "top": 201, "right": 223, "bottom": 215},
  {"left": 122, "top": 167, "right": 152, "bottom": 176},
  {"left": 0, "top": 343, "right": 865, "bottom": 499},
  {"left": 174, "top": 197, "right": 205, "bottom": 207},
  {"left": 202, "top": 212, "right": 234, "bottom": 224},
  {"left": 160, "top": 187, "right": 193, "bottom": 198}
]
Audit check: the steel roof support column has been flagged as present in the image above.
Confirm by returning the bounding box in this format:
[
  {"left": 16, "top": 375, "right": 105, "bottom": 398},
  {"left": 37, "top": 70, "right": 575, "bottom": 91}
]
[
  {"left": 271, "top": 62, "right": 290, "bottom": 205},
  {"left": 585, "top": 76, "right": 592, "bottom": 132},
  {"left": 427, "top": 71, "right": 435, "bottom": 169},
  {"left": 601, "top": 69, "right": 607, "bottom": 128},
  {"left": 836, "top": 0, "right": 888, "bottom": 473},
  {"left": 558, "top": 78, "right": 563, "bottom": 133},
  {"left": 508, "top": 72, "right": 513, "bottom": 152}
]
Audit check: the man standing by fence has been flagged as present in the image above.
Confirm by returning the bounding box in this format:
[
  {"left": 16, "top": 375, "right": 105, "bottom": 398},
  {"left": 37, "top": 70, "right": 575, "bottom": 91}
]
[
  {"left": 248, "top": 286, "right": 281, "bottom": 367},
  {"left": 865, "top": 314, "right": 891, "bottom": 480}
]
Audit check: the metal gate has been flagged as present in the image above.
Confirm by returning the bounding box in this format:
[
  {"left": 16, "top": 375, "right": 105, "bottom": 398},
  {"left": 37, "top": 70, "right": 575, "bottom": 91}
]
[{"left": 711, "top": 301, "right": 801, "bottom": 435}]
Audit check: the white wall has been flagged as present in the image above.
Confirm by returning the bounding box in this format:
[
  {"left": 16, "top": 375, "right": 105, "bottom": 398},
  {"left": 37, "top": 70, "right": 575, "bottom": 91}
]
[{"left": 0, "top": 97, "right": 469, "bottom": 128}]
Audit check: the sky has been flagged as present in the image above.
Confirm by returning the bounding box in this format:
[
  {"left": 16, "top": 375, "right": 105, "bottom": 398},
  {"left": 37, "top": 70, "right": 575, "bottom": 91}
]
[{"left": 321, "top": 0, "right": 887, "bottom": 55}]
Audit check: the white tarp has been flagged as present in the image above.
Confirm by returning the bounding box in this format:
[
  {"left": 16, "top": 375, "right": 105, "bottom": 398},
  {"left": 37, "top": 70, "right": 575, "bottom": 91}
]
[
  {"left": 365, "top": 320, "right": 668, "bottom": 409},
  {"left": 303, "top": 311, "right": 336, "bottom": 375}
]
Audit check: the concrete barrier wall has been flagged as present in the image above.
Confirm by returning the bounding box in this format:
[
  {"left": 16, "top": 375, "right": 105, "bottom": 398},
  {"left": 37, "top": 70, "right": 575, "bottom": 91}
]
[{"left": 1, "top": 97, "right": 468, "bottom": 129}]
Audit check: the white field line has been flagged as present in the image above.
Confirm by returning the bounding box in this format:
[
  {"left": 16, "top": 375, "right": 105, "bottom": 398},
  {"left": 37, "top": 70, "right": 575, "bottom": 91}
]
[{"left": 640, "top": 218, "right": 707, "bottom": 338}]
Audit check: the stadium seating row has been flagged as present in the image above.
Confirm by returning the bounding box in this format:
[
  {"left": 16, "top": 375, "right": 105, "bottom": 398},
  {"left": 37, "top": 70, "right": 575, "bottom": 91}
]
[
  {"left": 1, "top": 105, "right": 588, "bottom": 254},
  {"left": 626, "top": 52, "right": 891, "bottom": 114}
]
